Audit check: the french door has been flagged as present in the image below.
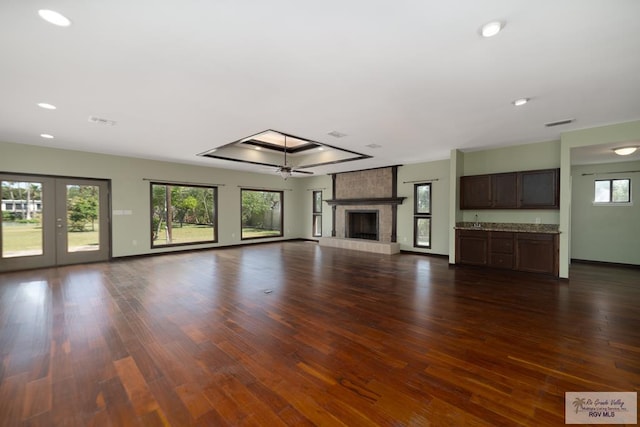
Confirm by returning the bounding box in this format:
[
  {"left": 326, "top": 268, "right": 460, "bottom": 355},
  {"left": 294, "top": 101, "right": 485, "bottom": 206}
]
[{"left": 0, "top": 173, "right": 110, "bottom": 272}]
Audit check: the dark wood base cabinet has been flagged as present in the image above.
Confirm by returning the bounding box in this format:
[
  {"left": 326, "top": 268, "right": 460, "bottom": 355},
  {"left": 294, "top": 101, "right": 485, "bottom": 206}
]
[
  {"left": 456, "top": 230, "right": 559, "bottom": 276},
  {"left": 489, "top": 232, "right": 514, "bottom": 269},
  {"left": 456, "top": 230, "right": 488, "bottom": 265}
]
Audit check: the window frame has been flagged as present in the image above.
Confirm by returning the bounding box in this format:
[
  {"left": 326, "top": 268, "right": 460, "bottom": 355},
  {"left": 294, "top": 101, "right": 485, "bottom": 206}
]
[
  {"left": 312, "top": 190, "right": 322, "bottom": 237},
  {"left": 413, "top": 183, "right": 432, "bottom": 249},
  {"left": 593, "top": 178, "right": 631, "bottom": 205},
  {"left": 241, "top": 188, "right": 284, "bottom": 240},
  {"left": 150, "top": 182, "right": 218, "bottom": 248}
]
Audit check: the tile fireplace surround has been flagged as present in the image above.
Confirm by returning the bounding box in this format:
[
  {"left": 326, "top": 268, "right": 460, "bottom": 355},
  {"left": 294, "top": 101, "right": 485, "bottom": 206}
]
[{"left": 320, "top": 166, "right": 404, "bottom": 254}]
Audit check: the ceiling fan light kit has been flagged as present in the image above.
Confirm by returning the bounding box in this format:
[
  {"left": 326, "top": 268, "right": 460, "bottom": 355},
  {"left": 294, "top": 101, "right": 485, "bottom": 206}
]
[{"left": 278, "top": 168, "right": 292, "bottom": 180}]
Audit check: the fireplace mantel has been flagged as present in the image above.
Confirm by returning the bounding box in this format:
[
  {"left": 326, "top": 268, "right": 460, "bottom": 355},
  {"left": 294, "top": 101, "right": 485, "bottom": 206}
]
[{"left": 325, "top": 197, "right": 406, "bottom": 206}]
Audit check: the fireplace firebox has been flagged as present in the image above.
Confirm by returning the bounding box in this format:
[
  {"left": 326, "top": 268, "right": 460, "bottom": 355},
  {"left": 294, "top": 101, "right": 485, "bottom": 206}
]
[{"left": 346, "top": 210, "right": 379, "bottom": 241}]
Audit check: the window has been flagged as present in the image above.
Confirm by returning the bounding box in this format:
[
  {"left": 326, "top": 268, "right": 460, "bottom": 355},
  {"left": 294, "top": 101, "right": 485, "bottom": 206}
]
[
  {"left": 312, "top": 190, "right": 322, "bottom": 237},
  {"left": 241, "top": 189, "right": 283, "bottom": 239},
  {"left": 594, "top": 179, "right": 631, "bottom": 204},
  {"left": 151, "top": 183, "right": 217, "bottom": 247},
  {"left": 414, "top": 183, "right": 432, "bottom": 248}
]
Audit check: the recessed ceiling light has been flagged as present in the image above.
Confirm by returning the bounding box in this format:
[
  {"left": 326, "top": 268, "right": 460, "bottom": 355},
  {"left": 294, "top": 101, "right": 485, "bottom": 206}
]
[
  {"left": 37, "top": 102, "right": 57, "bottom": 110},
  {"left": 318, "top": 147, "right": 325, "bottom": 151},
  {"left": 38, "top": 9, "right": 72, "bottom": 27},
  {"left": 512, "top": 98, "right": 529, "bottom": 107},
  {"left": 613, "top": 147, "right": 637, "bottom": 156},
  {"left": 481, "top": 21, "right": 503, "bottom": 38},
  {"left": 40, "top": 133, "right": 54, "bottom": 139}
]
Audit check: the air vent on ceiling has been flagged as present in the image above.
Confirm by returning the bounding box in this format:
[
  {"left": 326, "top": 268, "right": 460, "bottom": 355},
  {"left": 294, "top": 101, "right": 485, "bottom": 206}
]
[
  {"left": 327, "top": 130, "right": 347, "bottom": 138},
  {"left": 365, "top": 143, "right": 382, "bottom": 149},
  {"left": 88, "top": 116, "right": 117, "bottom": 126},
  {"left": 545, "top": 118, "right": 574, "bottom": 127}
]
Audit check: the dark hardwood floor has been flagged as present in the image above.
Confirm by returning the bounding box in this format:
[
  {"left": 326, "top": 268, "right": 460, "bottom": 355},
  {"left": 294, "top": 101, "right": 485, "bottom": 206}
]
[{"left": 0, "top": 242, "right": 638, "bottom": 426}]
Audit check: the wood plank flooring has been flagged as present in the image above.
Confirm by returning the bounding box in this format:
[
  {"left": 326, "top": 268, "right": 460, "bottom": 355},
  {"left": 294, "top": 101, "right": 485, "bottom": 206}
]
[{"left": 1, "top": 241, "right": 639, "bottom": 426}]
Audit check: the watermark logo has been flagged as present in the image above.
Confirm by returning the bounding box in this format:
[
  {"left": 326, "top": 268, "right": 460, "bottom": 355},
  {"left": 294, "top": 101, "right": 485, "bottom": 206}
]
[{"left": 566, "top": 392, "right": 637, "bottom": 424}]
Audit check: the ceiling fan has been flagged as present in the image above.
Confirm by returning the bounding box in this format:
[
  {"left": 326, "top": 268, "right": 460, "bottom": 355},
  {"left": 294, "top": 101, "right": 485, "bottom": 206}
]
[{"left": 275, "top": 135, "right": 313, "bottom": 179}]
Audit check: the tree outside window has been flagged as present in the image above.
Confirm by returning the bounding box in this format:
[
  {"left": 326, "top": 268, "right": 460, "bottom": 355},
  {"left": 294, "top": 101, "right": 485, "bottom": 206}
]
[
  {"left": 151, "top": 183, "right": 217, "bottom": 247},
  {"left": 241, "top": 189, "right": 283, "bottom": 239},
  {"left": 67, "top": 185, "right": 98, "bottom": 232},
  {"left": 414, "top": 183, "right": 432, "bottom": 248},
  {"left": 594, "top": 179, "right": 631, "bottom": 203},
  {"left": 312, "top": 190, "right": 322, "bottom": 237}
]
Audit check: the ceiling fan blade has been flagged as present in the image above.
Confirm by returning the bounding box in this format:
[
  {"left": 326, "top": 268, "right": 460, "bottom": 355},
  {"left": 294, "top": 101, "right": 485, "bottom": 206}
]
[{"left": 292, "top": 169, "right": 314, "bottom": 175}]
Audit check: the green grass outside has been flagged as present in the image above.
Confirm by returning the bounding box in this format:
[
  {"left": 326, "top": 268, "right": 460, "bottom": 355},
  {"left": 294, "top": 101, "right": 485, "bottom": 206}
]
[
  {"left": 4, "top": 222, "right": 281, "bottom": 255},
  {"left": 154, "top": 223, "right": 215, "bottom": 245},
  {"left": 2, "top": 222, "right": 100, "bottom": 255},
  {"left": 154, "top": 224, "right": 280, "bottom": 245},
  {"left": 241, "top": 227, "right": 281, "bottom": 238},
  {"left": 2, "top": 223, "right": 43, "bottom": 253}
]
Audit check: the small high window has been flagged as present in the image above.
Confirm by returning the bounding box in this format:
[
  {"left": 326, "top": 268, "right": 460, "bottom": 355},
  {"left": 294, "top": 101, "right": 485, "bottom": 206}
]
[
  {"left": 312, "top": 190, "right": 322, "bottom": 237},
  {"left": 594, "top": 179, "right": 631, "bottom": 204},
  {"left": 414, "top": 183, "right": 432, "bottom": 248}
]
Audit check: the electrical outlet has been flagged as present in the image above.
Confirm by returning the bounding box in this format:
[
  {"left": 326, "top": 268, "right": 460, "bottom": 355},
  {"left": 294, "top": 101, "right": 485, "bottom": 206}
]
[
  {"left": 132, "top": 240, "right": 137, "bottom": 246},
  {"left": 535, "top": 217, "right": 541, "bottom": 224}
]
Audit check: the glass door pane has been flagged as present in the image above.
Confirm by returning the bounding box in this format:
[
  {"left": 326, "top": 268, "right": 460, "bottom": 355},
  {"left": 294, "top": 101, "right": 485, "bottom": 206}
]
[
  {"left": 1, "top": 174, "right": 55, "bottom": 272},
  {"left": 66, "top": 184, "right": 100, "bottom": 252},
  {"left": 55, "top": 178, "right": 109, "bottom": 266},
  {"left": 1, "top": 180, "right": 44, "bottom": 258}
]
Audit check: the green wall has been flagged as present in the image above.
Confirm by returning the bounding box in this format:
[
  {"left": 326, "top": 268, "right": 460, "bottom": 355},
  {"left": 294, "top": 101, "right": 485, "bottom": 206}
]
[
  {"left": 1, "top": 141, "right": 306, "bottom": 257},
  {"left": 4, "top": 119, "right": 640, "bottom": 274},
  {"left": 570, "top": 161, "right": 640, "bottom": 264},
  {"left": 0, "top": 140, "right": 453, "bottom": 258},
  {"left": 560, "top": 119, "right": 640, "bottom": 276},
  {"left": 461, "top": 140, "right": 561, "bottom": 175},
  {"left": 397, "top": 160, "right": 450, "bottom": 255},
  {"left": 459, "top": 140, "right": 561, "bottom": 225},
  {"left": 293, "top": 161, "right": 452, "bottom": 256},
  {"left": 295, "top": 174, "right": 333, "bottom": 241}
]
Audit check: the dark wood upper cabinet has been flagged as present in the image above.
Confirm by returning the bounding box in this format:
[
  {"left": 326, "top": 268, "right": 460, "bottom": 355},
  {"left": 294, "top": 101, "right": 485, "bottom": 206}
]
[
  {"left": 460, "top": 175, "right": 492, "bottom": 209},
  {"left": 460, "top": 168, "right": 559, "bottom": 210},
  {"left": 518, "top": 169, "right": 559, "bottom": 209},
  {"left": 492, "top": 172, "right": 518, "bottom": 208}
]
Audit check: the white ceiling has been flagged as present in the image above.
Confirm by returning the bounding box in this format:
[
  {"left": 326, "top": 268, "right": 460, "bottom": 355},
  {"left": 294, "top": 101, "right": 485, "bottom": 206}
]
[{"left": 1, "top": 1, "right": 640, "bottom": 176}]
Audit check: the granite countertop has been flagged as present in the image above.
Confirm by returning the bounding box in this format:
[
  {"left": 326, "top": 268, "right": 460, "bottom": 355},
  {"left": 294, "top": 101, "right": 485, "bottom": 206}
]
[{"left": 455, "top": 222, "right": 560, "bottom": 234}]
